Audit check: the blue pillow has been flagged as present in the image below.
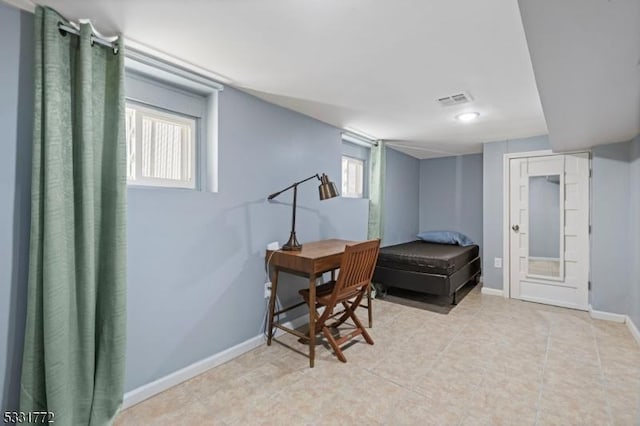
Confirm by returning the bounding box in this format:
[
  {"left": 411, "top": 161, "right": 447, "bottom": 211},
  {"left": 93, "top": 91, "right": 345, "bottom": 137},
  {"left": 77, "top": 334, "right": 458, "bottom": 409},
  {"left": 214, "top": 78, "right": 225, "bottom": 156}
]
[{"left": 416, "top": 231, "right": 474, "bottom": 247}]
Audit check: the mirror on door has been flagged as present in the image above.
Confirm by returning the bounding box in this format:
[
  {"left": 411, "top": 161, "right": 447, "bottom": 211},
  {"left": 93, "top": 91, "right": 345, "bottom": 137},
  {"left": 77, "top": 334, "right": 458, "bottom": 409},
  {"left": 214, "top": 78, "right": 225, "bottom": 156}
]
[{"left": 528, "top": 175, "right": 562, "bottom": 278}]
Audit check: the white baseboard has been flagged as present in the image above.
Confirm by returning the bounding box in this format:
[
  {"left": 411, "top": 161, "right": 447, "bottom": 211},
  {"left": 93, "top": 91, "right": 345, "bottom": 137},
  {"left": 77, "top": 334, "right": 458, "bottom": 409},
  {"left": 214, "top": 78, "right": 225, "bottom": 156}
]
[
  {"left": 122, "top": 313, "right": 309, "bottom": 409},
  {"left": 122, "top": 335, "right": 263, "bottom": 409},
  {"left": 588, "top": 305, "right": 626, "bottom": 323},
  {"left": 481, "top": 287, "right": 503, "bottom": 297},
  {"left": 627, "top": 316, "right": 640, "bottom": 345},
  {"left": 587, "top": 306, "right": 640, "bottom": 347}
]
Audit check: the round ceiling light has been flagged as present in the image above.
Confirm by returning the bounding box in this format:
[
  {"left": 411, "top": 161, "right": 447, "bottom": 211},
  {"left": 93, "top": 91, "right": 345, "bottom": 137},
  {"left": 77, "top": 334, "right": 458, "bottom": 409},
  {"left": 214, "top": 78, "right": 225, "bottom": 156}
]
[{"left": 455, "top": 112, "right": 480, "bottom": 122}]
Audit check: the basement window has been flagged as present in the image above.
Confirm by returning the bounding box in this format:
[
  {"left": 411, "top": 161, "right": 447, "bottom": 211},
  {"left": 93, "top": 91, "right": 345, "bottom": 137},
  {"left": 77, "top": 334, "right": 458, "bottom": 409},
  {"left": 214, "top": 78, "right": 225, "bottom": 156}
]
[
  {"left": 124, "top": 50, "right": 223, "bottom": 192},
  {"left": 341, "top": 156, "right": 365, "bottom": 198},
  {"left": 341, "top": 136, "right": 370, "bottom": 198},
  {"left": 126, "top": 103, "right": 197, "bottom": 189}
]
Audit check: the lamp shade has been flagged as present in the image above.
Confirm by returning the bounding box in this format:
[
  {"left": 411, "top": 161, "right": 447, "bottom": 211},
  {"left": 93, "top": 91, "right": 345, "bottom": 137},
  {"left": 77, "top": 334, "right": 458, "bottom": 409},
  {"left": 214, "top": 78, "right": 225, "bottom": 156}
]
[{"left": 318, "top": 173, "right": 339, "bottom": 200}]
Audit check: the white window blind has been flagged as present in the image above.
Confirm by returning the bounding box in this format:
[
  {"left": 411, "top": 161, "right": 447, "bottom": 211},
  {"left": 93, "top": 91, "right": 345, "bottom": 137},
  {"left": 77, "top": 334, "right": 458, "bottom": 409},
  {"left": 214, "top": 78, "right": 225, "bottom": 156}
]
[
  {"left": 341, "top": 156, "right": 365, "bottom": 198},
  {"left": 126, "top": 103, "right": 197, "bottom": 189}
]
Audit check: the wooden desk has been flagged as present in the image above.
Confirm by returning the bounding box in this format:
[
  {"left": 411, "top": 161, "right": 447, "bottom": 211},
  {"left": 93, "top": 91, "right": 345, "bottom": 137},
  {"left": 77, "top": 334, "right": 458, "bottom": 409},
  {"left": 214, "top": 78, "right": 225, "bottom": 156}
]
[{"left": 266, "top": 239, "right": 356, "bottom": 367}]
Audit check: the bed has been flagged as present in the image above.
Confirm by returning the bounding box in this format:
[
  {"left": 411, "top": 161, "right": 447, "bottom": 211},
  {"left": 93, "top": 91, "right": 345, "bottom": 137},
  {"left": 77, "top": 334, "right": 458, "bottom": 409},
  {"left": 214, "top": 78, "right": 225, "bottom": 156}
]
[{"left": 373, "top": 240, "right": 481, "bottom": 304}]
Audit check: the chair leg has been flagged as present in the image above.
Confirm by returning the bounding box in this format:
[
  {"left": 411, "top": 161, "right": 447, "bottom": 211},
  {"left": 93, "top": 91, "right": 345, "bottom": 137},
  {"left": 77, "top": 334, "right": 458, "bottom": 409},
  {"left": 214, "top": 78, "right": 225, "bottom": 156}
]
[
  {"left": 367, "top": 284, "right": 373, "bottom": 328},
  {"left": 333, "top": 293, "right": 364, "bottom": 327},
  {"left": 323, "top": 326, "right": 347, "bottom": 363},
  {"left": 348, "top": 310, "right": 374, "bottom": 345}
]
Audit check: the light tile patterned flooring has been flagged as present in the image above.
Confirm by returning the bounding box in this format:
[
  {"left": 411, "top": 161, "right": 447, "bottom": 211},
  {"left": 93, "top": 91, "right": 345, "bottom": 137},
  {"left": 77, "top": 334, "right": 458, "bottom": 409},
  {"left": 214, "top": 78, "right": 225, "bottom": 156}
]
[{"left": 116, "top": 286, "right": 640, "bottom": 425}]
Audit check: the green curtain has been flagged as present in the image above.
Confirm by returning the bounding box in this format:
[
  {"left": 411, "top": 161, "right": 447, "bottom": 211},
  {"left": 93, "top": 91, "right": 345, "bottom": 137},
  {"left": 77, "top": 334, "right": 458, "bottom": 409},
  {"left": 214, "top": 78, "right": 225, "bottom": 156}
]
[
  {"left": 20, "top": 7, "right": 127, "bottom": 425},
  {"left": 368, "top": 140, "right": 385, "bottom": 239}
]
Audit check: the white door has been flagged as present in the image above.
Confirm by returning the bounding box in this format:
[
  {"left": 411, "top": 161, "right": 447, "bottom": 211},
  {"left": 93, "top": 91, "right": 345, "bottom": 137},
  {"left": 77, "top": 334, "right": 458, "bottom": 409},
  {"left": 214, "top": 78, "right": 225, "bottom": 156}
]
[{"left": 508, "top": 153, "right": 590, "bottom": 310}]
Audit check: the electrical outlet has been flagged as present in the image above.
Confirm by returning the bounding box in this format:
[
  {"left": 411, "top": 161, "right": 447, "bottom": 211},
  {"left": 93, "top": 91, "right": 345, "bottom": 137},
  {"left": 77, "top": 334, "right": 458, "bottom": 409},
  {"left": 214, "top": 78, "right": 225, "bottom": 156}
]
[
  {"left": 264, "top": 281, "right": 272, "bottom": 299},
  {"left": 494, "top": 257, "right": 502, "bottom": 268}
]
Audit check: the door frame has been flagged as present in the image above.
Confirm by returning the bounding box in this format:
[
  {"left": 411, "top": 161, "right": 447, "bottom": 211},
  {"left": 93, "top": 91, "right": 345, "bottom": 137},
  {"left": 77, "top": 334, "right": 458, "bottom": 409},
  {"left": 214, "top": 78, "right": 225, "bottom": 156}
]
[{"left": 502, "top": 149, "right": 591, "bottom": 300}]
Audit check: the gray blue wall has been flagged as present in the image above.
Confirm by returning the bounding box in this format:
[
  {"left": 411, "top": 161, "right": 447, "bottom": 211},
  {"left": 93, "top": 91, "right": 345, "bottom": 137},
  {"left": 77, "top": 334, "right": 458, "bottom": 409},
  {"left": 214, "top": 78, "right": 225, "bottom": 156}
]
[
  {"left": 481, "top": 135, "right": 551, "bottom": 289},
  {"left": 628, "top": 136, "right": 640, "bottom": 329},
  {"left": 591, "top": 141, "right": 632, "bottom": 315},
  {"left": 528, "top": 176, "right": 561, "bottom": 258},
  {"left": 0, "top": 3, "right": 33, "bottom": 411},
  {"left": 418, "top": 153, "right": 483, "bottom": 253},
  {"left": 125, "top": 83, "right": 371, "bottom": 391},
  {"left": 383, "top": 148, "right": 420, "bottom": 246},
  {"left": 591, "top": 138, "right": 640, "bottom": 334}
]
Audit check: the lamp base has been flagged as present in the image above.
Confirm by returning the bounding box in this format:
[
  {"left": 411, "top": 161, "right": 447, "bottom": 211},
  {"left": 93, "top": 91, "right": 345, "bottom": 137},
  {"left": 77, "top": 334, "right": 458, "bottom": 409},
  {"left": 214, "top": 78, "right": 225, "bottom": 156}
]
[{"left": 282, "top": 232, "right": 302, "bottom": 251}]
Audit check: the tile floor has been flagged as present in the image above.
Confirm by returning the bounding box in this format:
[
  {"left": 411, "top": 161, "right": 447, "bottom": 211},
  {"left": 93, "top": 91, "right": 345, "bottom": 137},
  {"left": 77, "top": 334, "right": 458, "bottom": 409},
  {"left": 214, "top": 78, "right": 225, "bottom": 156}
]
[{"left": 116, "top": 286, "right": 640, "bottom": 425}]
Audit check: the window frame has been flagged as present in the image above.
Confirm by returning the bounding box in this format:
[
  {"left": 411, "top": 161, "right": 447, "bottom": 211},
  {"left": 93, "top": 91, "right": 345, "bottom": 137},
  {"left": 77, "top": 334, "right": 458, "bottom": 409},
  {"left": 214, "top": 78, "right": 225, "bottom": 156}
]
[
  {"left": 341, "top": 154, "right": 367, "bottom": 199},
  {"left": 125, "top": 101, "right": 199, "bottom": 190},
  {"left": 341, "top": 136, "right": 371, "bottom": 199},
  {"left": 124, "top": 49, "right": 223, "bottom": 192}
]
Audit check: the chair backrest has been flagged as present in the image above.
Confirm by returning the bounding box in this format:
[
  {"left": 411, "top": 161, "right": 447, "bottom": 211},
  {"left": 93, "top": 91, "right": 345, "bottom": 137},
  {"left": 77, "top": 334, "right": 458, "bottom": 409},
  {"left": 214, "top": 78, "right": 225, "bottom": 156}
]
[{"left": 327, "top": 239, "right": 380, "bottom": 306}]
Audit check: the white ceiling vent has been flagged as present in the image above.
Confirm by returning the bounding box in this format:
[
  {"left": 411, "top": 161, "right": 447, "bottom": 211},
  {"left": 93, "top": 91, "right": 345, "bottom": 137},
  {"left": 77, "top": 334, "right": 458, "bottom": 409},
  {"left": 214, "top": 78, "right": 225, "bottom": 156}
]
[{"left": 437, "top": 92, "right": 473, "bottom": 107}]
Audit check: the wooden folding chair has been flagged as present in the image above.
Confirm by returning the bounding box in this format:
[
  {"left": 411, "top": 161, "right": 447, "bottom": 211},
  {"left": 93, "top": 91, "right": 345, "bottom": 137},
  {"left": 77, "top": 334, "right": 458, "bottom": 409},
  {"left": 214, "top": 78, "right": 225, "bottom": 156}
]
[
  {"left": 299, "top": 239, "right": 381, "bottom": 362},
  {"left": 330, "top": 270, "right": 373, "bottom": 327}
]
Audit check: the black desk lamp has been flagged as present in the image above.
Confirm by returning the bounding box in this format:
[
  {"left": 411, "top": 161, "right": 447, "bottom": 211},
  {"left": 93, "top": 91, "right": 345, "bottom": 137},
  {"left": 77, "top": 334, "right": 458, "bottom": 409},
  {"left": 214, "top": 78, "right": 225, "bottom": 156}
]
[{"left": 267, "top": 173, "right": 339, "bottom": 251}]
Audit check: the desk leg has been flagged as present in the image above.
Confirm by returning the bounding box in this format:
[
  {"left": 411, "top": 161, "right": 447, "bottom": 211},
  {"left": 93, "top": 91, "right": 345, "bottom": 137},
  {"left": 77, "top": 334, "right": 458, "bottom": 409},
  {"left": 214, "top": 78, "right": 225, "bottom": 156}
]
[
  {"left": 267, "top": 268, "right": 279, "bottom": 346},
  {"left": 308, "top": 273, "right": 316, "bottom": 368}
]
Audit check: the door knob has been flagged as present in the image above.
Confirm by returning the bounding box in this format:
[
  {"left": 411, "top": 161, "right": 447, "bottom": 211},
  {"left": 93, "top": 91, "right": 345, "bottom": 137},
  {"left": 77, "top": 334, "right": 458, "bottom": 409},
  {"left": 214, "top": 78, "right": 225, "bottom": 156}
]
[{"left": 512, "top": 224, "right": 520, "bottom": 232}]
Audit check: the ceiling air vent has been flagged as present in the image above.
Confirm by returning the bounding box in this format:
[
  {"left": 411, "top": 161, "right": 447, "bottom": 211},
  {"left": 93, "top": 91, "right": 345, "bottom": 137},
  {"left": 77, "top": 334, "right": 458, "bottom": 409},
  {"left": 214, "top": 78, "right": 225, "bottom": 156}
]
[{"left": 437, "top": 92, "right": 473, "bottom": 107}]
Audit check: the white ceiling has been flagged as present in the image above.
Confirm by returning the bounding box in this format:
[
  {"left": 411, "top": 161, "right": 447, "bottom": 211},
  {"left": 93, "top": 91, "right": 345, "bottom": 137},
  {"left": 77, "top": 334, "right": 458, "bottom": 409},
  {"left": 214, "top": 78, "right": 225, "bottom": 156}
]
[
  {"left": 6, "top": 0, "right": 639, "bottom": 157},
  {"left": 518, "top": 0, "right": 640, "bottom": 152},
  {"left": 13, "top": 0, "right": 551, "bottom": 159}
]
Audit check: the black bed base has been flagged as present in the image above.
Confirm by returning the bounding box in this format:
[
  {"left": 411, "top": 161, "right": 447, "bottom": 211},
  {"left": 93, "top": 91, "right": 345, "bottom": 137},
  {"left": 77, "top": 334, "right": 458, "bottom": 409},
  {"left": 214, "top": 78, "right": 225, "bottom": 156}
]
[{"left": 373, "top": 257, "right": 481, "bottom": 305}]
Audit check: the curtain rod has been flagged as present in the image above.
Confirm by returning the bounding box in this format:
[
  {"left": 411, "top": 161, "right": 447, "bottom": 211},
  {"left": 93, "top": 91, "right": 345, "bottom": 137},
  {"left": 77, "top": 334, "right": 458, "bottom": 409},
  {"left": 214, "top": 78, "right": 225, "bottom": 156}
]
[{"left": 58, "top": 22, "right": 119, "bottom": 54}]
